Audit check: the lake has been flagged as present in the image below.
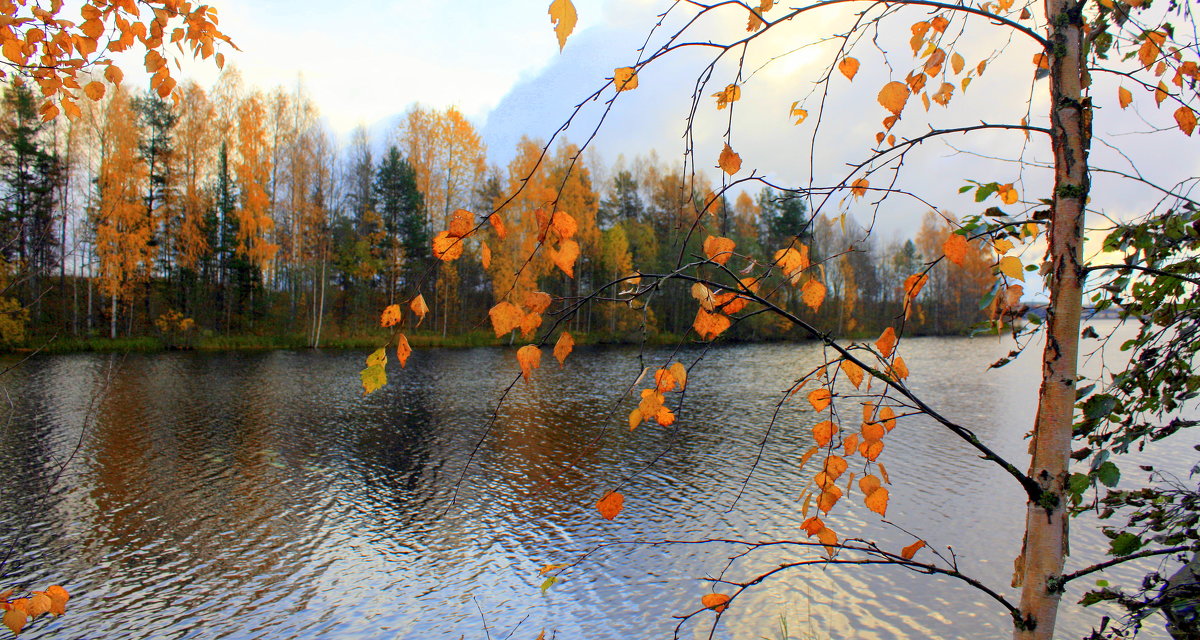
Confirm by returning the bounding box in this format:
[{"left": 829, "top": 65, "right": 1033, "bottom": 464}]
[{"left": 0, "top": 326, "right": 1190, "bottom": 639}]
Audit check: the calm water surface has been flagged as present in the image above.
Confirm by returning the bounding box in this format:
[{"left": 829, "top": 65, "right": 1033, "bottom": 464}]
[{"left": 0, "top": 327, "right": 1192, "bottom": 639}]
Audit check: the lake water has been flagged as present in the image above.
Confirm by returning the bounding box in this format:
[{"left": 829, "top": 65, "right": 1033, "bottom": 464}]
[{"left": 0, "top": 326, "right": 1192, "bottom": 639}]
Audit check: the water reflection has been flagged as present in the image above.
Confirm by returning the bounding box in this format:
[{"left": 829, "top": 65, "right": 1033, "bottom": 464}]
[{"left": 0, "top": 327, "right": 1189, "bottom": 639}]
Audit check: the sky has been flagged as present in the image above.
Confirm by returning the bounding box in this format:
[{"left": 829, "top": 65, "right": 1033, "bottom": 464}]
[{"left": 154, "top": 0, "right": 1197, "bottom": 291}]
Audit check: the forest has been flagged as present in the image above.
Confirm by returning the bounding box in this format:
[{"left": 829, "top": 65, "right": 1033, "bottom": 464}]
[{"left": 0, "top": 72, "right": 999, "bottom": 351}]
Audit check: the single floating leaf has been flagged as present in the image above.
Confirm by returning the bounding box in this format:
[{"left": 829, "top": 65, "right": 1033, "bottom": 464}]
[
  {"left": 701, "top": 593, "right": 731, "bottom": 614},
  {"left": 517, "top": 345, "right": 542, "bottom": 382},
  {"left": 596, "top": 491, "right": 624, "bottom": 520},
  {"left": 614, "top": 67, "right": 639, "bottom": 92},
  {"left": 718, "top": 143, "right": 742, "bottom": 175},
  {"left": 554, "top": 332, "right": 574, "bottom": 367},
  {"left": 547, "top": 0, "right": 577, "bottom": 51}
]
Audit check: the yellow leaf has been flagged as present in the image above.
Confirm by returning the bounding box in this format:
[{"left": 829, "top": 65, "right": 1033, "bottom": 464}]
[
  {"left": 1174, "top": 106, "right": 1197, "bottom": 136},
  {"left": 838, "top": 57, "right": 860, "bottom": 81},
  {"left": 718, "top": 143, "right": 741, "bottom": 175},
  {"left": 850, "top": 178, "right": 869, "bottom": 198},
  {"left": 876, "top": 326, "right": 897, "bottom": 358},
  {"left": 396, "top": 334, "right": 412, "bottom": 368},
  {"left": 614, "top": 66, "right": 638, "bottom": 92},
  {"left": 701, "top": 593, "right": 731, "bottom": 613},
  {"left": 901, "top": 539, "right": 927, "bottom": 559},
  {"left": 596, "top": 490, "right": 624, "bottom": 520},
  {"left": 877, "top": 81, "right": 909, "bottom": 115},
  {"left": 808, "top": 388, "right": 832, "bottom": 411},
  {"left": 841, "top": 360, "right": 864, "bottom": 388},
  {"left": 712, "top": 83, "right": 740, "bottom": 108},
  {"left": 549, "top": 239, "right": 580, "bottom": 278},
  {"left": 380, "top": 304, "right": 402, "bottom": 328},
  {"left": 943, "top": 232, "right": 967, "bottom": 266},
  {"left": 703, "top": 235, "right": 735, "bottom": 265},
  {"left": 993, "top": 238, "right": 1015, "bottom": 254},
  {"left": 950, "top": 52, "right": 964, "bottom": 75},
  {"left": 547, "top": 0, "right": 577, "bottom": 51},
  {"left": 789, "top": 102, "right": 808, "bottom": 125},
  {"left": 801, "top": 279, "right": 826, "bottom": 311},
  {"left": 489, "top": 301, "right": 524, "bottom": 337},
  {"left": 628, "top": 408, "right": 642, "bottom": 430},
  {"left": 366, "top": 347, "right": 387, "bottom": 368},
  {"left": 691, "top": 282, "right": 716, "bottom": 312},
  {"left": 668, "top": 362, "right": 687, "bottom": 390},
  {"left": 554, "top": 331, "right": 574, "bottom": 367},
  {"left": 517, "top": 345, "right": 542, "bottom": 382},
  {"left": 999, "top": 183, "right": 1019, "bottom": 205},
  {"left": 999, "top": 255, "right": 1025, "bottom": 281},
  {"left": 410, "top": 294, "right": 429, "bottom": 326},
  {"left": 361, "top": 364, "right": 386, "bottom": 395},
  {"left": 1118, "top": 86, "right": 1132, "bottom": 109}
]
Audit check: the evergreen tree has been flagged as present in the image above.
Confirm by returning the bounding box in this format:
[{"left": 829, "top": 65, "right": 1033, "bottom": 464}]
[
  {"left": 599, "top": 169, "right": 642, "bottom": 228},
  {"left": 373, "top": 146, "right": 425, "bottom": 294},
  {"left": 0, "top": 83, "right": 64, "bottom": 286}
]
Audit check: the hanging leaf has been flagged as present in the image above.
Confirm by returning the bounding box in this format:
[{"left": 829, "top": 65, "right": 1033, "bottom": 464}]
[
  {"left": 943, "top": 232, "right": 968, "bottom": 265},
  {"left": 903, "top": 273, "right": 929, "bottom": 299},
  {"left": 396, "top": 334, "right": 412, "bottom": 368},
  {"left": 789, "top": 103, "right": 808, "bottom": 125},
  {"left": 549, "top": 239, "right": 580, "bottom": 277},
  {"left": 773, "top": 245, "right": 810, "bottom": 276},
  {"left": 713, "top": 83, "right": 741, "bottom": 108},
  {"left": 889, "top": 356, "right": 910, "bottom": 380},
  {"left": 876, "top": 327, "right": 897, "bottom": 357},
  {"left": 703, "top": 235, "right": 736, "bottom": 265},
  {"left": 489, "top": 213, "right": 508, "bottom": 239},
  {"left": 1174, "top": 106, "right": 1197, "bottom": 136},
  {"left": 718, "top": 143, "right": 742, "bottom": 175},
  {"left": 808, "top": 388, "right": 832, "bottom": 412},
  {"left": 481, "top": 240, "right": 492, "bottom": 270},
  {"left": 380, "top": 304, "right": 402, "bottom": 328},
  {"left": 838, "top": 57, "right": 860, "bottom": 80},
  {"left": 994, "top": 238, "right": 1015, "bottom": 254},
  {"left": 596, "top": 491, "right": 624, "bottom": 520},
  {"left": 841, "top": 360, "right": 865, "bottom": 388},
  {"left": 950, "top": 52, "right": 964, "bottom": 74},
  {"left": 361, "top": 349, "right": 387, "bottom": 395},
  {"left": 691, "top": 282, "right": 716, "bottom": 312},
  {"left": 614, "top": 66, "right": 639, "bottom": 91},
  {"left": 447, "top": 209, "right": 474, "bottom": 238},
  {"left": 3, "top": 608, "right": 27, "bottom": 635},
  {"left": 432, "top": 231, "right": 463, "bottom": 261},
  {"left": 850, "top": 178, "right": 869, "bottom": 198},
  {"left": 901, "top": 539, "right": 927, "bottom": 559},
  {"left": 551, "top": 211, "right": 578, "bottom": 240},
  {"left": 812, "top": 420, "right": 838, "bottom": 447},
  {"left": 524, "top": 291, "right": 553, "bottom": 314},
  {"left": 517, "top": 345, "right": 542, "bottom": 381},
  {"left": 801, "top": 279, "right": 826, "bottom": 311},
  {"left": 668, "top": 362, "right": 688, "bottom": 390},
  {"left": 693, "top": 308, "right": 732, "bottom": 340},
  {"left": 864, "top": 486, "right": 889, "bottom": 515},
  {"left": 548, "top": 0, "right": 577, "bottom": 51},
  {"left": 489, "top": 301, "right": 525, "bottom": 337},
  {"left": 999, "top": 255, "right": 1025, "bottom": 281},
  {"left": 877, "top": 81, "right": 910, "bottom": 115},
  {"left": 1118, "top": 86, "right": 1132, "bottom": 109},
  {"left": 701, "top": 593, "right": 731, "bottom": 613},
  {"left": 554, "top": 332, "right": 575, "bottom": 366},
  {"left": 44, "top": 586, "right": 67, "bottom": 616}
]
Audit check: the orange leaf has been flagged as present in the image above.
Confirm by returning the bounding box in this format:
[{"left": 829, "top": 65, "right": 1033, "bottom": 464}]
[
  {"left": 823, "top": 455, "right": 848, "bottom": 480},
  {"left": 655, "top": 405, "right": 675, "bottom": 426},
  {"left": 1174, "top": 106, "right": 1197, "bottom": 136},
  {"left": 815, "top": 525, "right": 838, "bottom": 555},
  {"left": 554, "top": 332, "right": 574, "bottom": 366},
  {"left": 864, "top": 486, "right": 889, "bottom": 515},
  {"left": 549, "top": 239, "right": 580, "bottom": 277},
  {"left": 1118, "top": 86, "right": 1132, "bottom": 109},
  {"left": 877, "top": 81, "right": 910, "bottom": 115},
  {"left": 667, "top": 362, "right": 688, "bottom": 390},
  {"left": 801, "top": 279, "right": 826, "bottom": 311},
  {"left": 799, "top": 445, "right": 819, "bottom": 469},
  {"left": 901, "top": 539, "right": 927, "bottom": 560},
  {"left": 773, "top": 245, "right": 810, "bottom": 277},
  {"left": 552, "top": 210, "right": 578, "bottom": 240},
  {"left": 840, "top": 360, "right": 864, "bottom": 388},
  {"left": 104, "top": 64, "right": 124, "bottom": 84},
  {"left": 1155, "top": 81, "right": 1168, "bottom": 106},
  {"left": 850, "top": 178, "right": 869, "bottom": 198},
  {"left": 410, "top": 294, "right": 429, "bottom": 327},
  {"left": 83, "top": 80, "right": 105, "bottom": 100},
  {"left": 703, "top": 235, "right": 736, "bottom": 265},
  {"left": 380, "top": 304, "right": 402, "bottom": 328},
  {"left": 524, "top": 291, "right": 553, "bottom": 314},
  {"left": 693, "top": 308, "right": 731, "bottom": 340},
  {"left": 701, "top": 593, "right": 731, "bottom": 613},
  {"left": 2, "top": 608, "right": 26, "bottom": 635},
  {"left": 548, "top": 0, "right": 577, "bottom": 51},
  {"left": 45, "top": 586, "right": 67, "bottom": 616},
  {"left": 838, "top": 57, "right": 859, "bottom": 81},
  {"left": 396, "top": 333, "right": 412, "bottom": 368},
  {"left": 861, "top": 439, "right": 884, "bottom": 461},
  {"left": 718, "top": 143, "right": 742, "bottom": 175},
  {"left": 876, "top": 327, "right": 897, "bottom": 357},
  {"left": 519, "top": 312, "right": 543, "bottom": 338},
  {"left": 801, "top": 515, "right": 824, "bottom": 536},
  {"left": 903, "top": 273, "right": 928, "bottom": 299},
  {"left": 878, "top": 461, "right": 891, "bottom": 484},
  {"left": 859, "top": 474, "right": 881, "bottom": 495},
  {"left": 614, "top": 66, "right": 639, "bottom": 91},
  {"left": 808, "top": 388, "right": 832, "bottom": 411},
  {"left": 943, "top": 232, "right": 967, "bottom": 265},
  {"left": 889, "top": 356, "right": 909, "bottom": 380},
  {"left": 714, "top": 291, "right": 747, "bottom": 314},
  {"left": 654, "top": 368, "right": 678, "bottom": 392},
  {"left": 712, "top": 83, "right": 741, "bottom": 109},
  {"left": 517, "top": 345, "right": 542, "bottom": 382},
  {"left": 879, "top": 406, "right": 897, "bottom": 431},
  {"left": 432, "top": 231, "right": 463, "bottom": 261},
  {"left": 862, "top": 420, "right": 885, "bottom": 442},
  {"left": 812, "top": 420, "right": 838, "bottom": 447},
  {"left": 447, "top": 209, "right": 474, "bottom": 238},
  {"left": 818, "top": 484, "right": 842, "bottom": 513},
  {"left": 26, "top": 593, "right": 50, "bottom": 618},
  {"left": 481, "top": 240, "right": 491, "bottom": 270},
  {"left": 842, "top": 433, "right": 859, "bottom": 457},
  {"left": 950, "top": 52, "right": 964, "bottom": 75},
  {"left": 1032, "top": 52, "right": 1049, "bottom": 69},
  {"left": 489, "top": 301, "right": 524, "bottom": 337},
  {"left": 628, "top": 408, "right": 643, "bottom": 430},
  {"left": 596, "top": 490, "right": 624, "bottom": 520},
  {"left": 930, "top": 15, "right": 949, "bottom": 32},
  {"left": 489, "top": 213, "right": 507, "bottom": 239}
]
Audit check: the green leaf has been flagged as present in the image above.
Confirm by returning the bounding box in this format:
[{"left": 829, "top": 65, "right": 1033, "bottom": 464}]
[
  {"left": 1109, "top": 532, "right": 1143, "bottom": 556},
  {"left": 1096, "top": 461, "right": 1121, "bottom": 488},
  {"left": 1068, "top": 472, "right": 1091, "bottom": 495},
  {"left": 1095, "top": 579, "right": 1109, "bottom": 587}
]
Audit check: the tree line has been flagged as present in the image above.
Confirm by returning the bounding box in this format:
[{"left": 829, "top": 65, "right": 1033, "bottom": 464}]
[{"left": 0, "top": 68, "right": 1000, "bottom": 348}]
